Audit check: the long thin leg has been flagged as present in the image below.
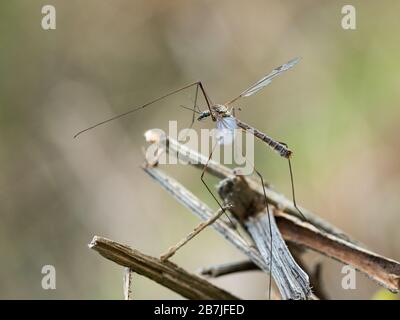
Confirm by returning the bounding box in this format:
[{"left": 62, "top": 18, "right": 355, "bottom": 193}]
[
  {"left": 287, "top": 158, "right": 308, "bottom": 222},
  {"left": 160, "top": 143, "right": 246, "bottom": 262},
  {"left": 184, "top": 84, "right": 200, "bottom": 133},
  {"left": 192, "top": 84, "right": 199, "bottom": 124},
  {"left": 179, "top": 84, "right": 200, "bottom": 144},
  {"left": 181, "top": 82, "right": 213, "bottom": 134},
  {"left": 200, "top": 142, "right": 251, "bottom": 243},
  {"left": 254, "top": 170, "right": 273, "bottom": 300},
  {"left": 158, "top": 82, "right": 245, "bottom": 260},
  {"left": 198, "top": 81, "right": 216, "bottom": 122},
  {"left": 160, "top": 206, "right": 226, "bottom": 261},
  {"left": 278, "top": 141, "right": 308, "bottom": 222},
  {"left": 74, "top": 81, "right": 206, "bottom": 138},
  {"left": 245, "top": 161, "right": 273, "bottom": 300},
  {"left": 200, "top": 142, "right": 237, "bottom": 227}
]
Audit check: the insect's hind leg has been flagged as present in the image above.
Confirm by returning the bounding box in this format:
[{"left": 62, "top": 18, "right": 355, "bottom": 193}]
[
  {"left": 254, "top": 168, "right": 273, "bottom": 300},
  {"left": 160, "top": 206, "right": 228, "bottom": 261},
  {"left": 239, "top": 159, "right": 273, "bottom": 300},
  {"left": 279, "top": 142, "right": 309, "bottom": 222},
  {"left": 200, "top": 142, "right": 237, "bottom": 229},
  {"left": 200, "top": 142, "right": 253, "bottom": 242},
  {"left": 160, "top": 142, "right": 248, "bottom": 261}
]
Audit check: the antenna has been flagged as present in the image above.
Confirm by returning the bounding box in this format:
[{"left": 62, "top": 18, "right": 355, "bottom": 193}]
[{"left": 74, "top": 82, "right": 200, "bottom": 138}]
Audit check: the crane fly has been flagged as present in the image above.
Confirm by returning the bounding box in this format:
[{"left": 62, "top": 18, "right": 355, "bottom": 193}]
[
  {"left": 196, "top": 57, "right": 297, "bottom": 159},
  {"left": 74, "top": 57, "right": 305, "bottom": 299}
]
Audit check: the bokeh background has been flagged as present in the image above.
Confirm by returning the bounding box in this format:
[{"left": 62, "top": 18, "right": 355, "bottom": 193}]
[{"left": 1, "top": 0, "right": 399, "bottom": 299}]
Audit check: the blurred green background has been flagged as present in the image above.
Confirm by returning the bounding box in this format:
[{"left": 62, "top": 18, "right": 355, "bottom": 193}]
[{"left": 1, "top": 0, "right": 399, "bottom": 299}]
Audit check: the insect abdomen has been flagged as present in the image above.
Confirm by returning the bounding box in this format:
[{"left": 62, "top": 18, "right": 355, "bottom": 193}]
[
  {"left": 257, "top": 131, "right": 292, "bottom": 158},
  {"left": 236, "top": 119, "right": 292, "bottom": 158}
]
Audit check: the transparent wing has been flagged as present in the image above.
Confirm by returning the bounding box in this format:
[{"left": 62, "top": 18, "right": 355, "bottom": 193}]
[
  {"left": 241, "top": 57, "right": 300, "bottom": 97},
  {"left": 227, "top": 57, "right": 300, "bottom": 104},
  {"left": 216, "top": 116, "right": 237, "bottom": 145}
]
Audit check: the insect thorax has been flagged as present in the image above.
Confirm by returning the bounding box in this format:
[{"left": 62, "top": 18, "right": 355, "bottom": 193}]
[{"left": 211, "top": 104, "right": 230, "bottom": 117}]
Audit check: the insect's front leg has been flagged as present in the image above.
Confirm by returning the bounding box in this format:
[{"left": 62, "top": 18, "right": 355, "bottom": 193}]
[{"left": 197, "top": 81, "right": 216, "bottom": 122}]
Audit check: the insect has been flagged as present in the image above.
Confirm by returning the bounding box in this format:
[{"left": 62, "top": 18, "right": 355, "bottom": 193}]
[
  {"left": 185, "top": 57, "right": 305, "bottom": 299},
  {"left": 74, "top": 57, "right": 306, "bottom": 299}
]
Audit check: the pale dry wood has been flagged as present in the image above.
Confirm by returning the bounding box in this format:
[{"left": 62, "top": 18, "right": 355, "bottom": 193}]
[
  {"left": 217, "top": 174, "right": 311, "bottom": 299},
  {"left": 199, "top": 258, "right": 328, "bottom": 299},
  {"left": 143, "top": 166, "right": 311, "bottom": 300},
  {"left": 246, "top": 213, "right": 311, "bottom": 299},
  {"left": 89, "top": 236, "right": 239, "bottom": 300},
  {"left": 274, "top": 211, "right": 400, "bottom": 292}
]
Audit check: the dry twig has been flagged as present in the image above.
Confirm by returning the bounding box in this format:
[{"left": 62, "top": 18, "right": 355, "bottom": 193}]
[
  {"left": 89, "top": 236, "right": 239, "bottom": 300},
  {"left": 143, "top": 166, "right": 311, "bottom": 299}
]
